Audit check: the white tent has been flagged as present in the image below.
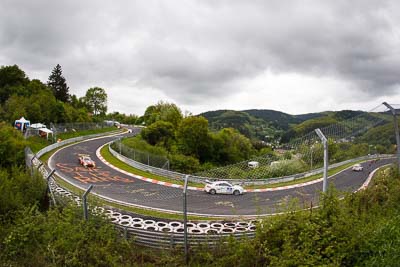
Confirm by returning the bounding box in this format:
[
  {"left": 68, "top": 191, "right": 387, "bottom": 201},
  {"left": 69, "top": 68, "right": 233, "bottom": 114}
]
[
  {"left": 39, "top": 128, "right": 53, "bottom": 140},
  {"left": 30, "top": 123, "right": 47, "bottom": 129},
  {"left": 14, "top": 117, "right": 30, "bottom": 132}
]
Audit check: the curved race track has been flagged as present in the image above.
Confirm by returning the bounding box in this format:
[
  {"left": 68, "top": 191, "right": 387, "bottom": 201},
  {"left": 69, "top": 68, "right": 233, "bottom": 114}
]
[{"left": 49, "top": 134, "right": 395, "bottom": 216}]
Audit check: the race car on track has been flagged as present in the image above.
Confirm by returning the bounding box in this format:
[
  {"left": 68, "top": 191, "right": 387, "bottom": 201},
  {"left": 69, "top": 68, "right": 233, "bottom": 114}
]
[
  {"left": 204, "top": 181, "right": 244, "bottom": 195},
  {"left": 352, "top": 163, "right": 363, "bottom": 172},
  {"left": 78, "top": 154, "right": 96, "bottom": 168}
]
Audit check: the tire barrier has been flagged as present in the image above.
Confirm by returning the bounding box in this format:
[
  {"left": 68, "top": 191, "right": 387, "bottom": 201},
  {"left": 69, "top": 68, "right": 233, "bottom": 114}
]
[{"left": 49, "top": 179, "right": 259, "bottom": 235}]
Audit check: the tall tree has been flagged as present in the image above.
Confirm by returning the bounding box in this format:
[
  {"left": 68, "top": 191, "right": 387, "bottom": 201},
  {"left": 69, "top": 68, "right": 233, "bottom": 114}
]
[
  {"left": 0, "top": 65, "right": 29, "bottom": 104},
  {"left": 47, "top": 64, "right": 70, "bottom": 102},
  {"left": 141, "top": 121, "right": 175, "bottom": 150},
  {"left": 176, "top": 116, "right": 212, "bottom": 162},
  {"left": 84, "top": 87, "right": 108, "bottom": 116},
  {"left": 143, "top": 101, "right": 183, "bottom": 127}
]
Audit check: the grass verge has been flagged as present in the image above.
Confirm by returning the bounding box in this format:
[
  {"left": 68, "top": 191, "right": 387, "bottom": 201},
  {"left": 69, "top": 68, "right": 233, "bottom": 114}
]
[
  {"left": 100, "top": 145, "right": 205, "bottom": 188},
  {"left": 245, "top": 160, "right": 367, "bottom": 189},
  {"left": 102, "top": 144, "right": 368, "bottom": 190},
  {"left": 52, "top": 173, "right": 224, "bottom": 221},
  {"left": 57, "top": 127, "right": 118, "bottom": 140}
]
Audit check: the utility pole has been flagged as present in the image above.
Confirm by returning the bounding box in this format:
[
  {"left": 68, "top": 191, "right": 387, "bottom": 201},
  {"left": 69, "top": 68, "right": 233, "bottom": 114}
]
[
  {"left": 383, "top": 102, "right": 400, "bottom": 171},
  {"left": 315, "top": 129, "right": 328, "bottom": 193}
]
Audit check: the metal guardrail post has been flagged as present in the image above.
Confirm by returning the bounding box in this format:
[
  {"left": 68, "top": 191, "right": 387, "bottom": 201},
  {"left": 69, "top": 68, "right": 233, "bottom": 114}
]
[
  {"left": 82, "top": 185, "right": 94, "bottom": 220},
  {"left": 37, "top": 162, "right": 43, "bottom": 172},
  {"left": 170, "top": 234, "right": 175, "bottom": 249},
  {"left": 46, "top": 169, "right": 57, "bottom": 206},
  {"left": 383, "top": 102, "right": 400, "bottom": 171},
  {"left": 123, "top": 226, "right": 128, "bottom": 240},
  {"left": 315, "top": 129, "right": 328, "bottom": 193},
  {"left": 30, "top": 154, "right": 37, "bottom": 175},
  {"left": 183, "top": 175, "right": 189, "bottom": 264}
]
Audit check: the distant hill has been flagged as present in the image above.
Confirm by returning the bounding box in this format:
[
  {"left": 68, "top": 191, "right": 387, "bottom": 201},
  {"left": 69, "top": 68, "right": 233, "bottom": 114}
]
[
  {"left": 199, "top": 110, "right": 282, "bottom": 141},
  {"left": 199, "top": 108, "right": 393, "bottom": 143},
  {"left": 244, "top": 109, "right": 327, "bottom": 130},
  {"left": 243, "top": 109, "right": 302, "bottom": 130},
  {"left": 199, "top": 109, "right": 328, "bottom": 141}
]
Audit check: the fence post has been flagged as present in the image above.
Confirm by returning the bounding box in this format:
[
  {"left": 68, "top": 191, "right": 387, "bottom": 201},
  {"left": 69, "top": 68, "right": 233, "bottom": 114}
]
[
  {"left": 170, "top": 234, "right": 175, "bottom": 249},
  {"left": 36, "top": 162, "right": 43, "bottom": 173},
  {"left": 183, "top": 174, "right": 189, "bottom": 264},
  {"left": 30, "top": 154, "right": 37, "bottom": 175},
  {"left": 383, "top": 102, "right": 400, "bottom": 171},
  {"left": 123, "top": 226, "right": 128, "bottom": 240},
  {"left": 82, "top": 185, "right": 94, "bottom": 220},
  {"left": 315, "top": 129, "right": 328, "bottom": 193},
  {"left": 46, "top": 169, "right": 57, "bottom": 206}
]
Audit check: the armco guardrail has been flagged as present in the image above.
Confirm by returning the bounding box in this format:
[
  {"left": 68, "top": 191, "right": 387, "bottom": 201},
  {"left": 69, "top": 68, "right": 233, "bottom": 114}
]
[
  {"left": 116, "top": 225, "right": 256, "bottom": 250},
  {"left": 35, "top": 129, "right": 123, "bottom": 158},
  {"left": 109, "top": 143, "right": 187, "bottom": 181},
  {"left": 108, "top": 140, "right": 392, "bottom": 185}
]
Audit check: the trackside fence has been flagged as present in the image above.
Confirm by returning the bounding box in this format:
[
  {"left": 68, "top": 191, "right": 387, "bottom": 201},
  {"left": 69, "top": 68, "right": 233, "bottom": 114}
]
[
  {"left": 115, "top": 225, "right": 256, "bottom": 250},
  {"left": 108, "top": 139, "right": 393, "bottom": 185}
]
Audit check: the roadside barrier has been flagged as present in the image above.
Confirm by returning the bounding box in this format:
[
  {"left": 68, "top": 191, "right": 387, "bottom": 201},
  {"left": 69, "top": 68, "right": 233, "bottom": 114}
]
[{"left": 108, "top": 139, "right": 393, "bottom": 185}]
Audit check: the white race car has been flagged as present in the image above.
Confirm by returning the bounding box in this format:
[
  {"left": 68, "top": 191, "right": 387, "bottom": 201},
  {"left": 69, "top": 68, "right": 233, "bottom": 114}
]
[
  {"left": 352, "top": 163, "right": 363, "bottom": 172},
  {"left": 204, "top": 181, "right": 244, "bottom": 195}
]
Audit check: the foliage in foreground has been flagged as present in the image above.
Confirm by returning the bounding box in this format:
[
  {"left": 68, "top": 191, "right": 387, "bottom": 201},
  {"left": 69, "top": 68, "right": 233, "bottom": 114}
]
[
  {"left": 1, "top": 165, "right": 400, "bottom": 266},
  {"left": 187, "top": 167, "right": 400, "bottom": 266}
]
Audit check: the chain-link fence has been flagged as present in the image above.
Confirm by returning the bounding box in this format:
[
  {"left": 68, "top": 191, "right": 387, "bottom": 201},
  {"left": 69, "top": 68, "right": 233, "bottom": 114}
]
[
  {"left": 111, "top": 139, "right": 170, "bottom": 170},
  {"left": 50, "top": 122, "right": 109, "bottom": 134},
  {"left": 24, "top": 122, "right": 111, "bottom": 141},
  {"left": 196, "top": 104, "right": 394, "bottom": 180}
]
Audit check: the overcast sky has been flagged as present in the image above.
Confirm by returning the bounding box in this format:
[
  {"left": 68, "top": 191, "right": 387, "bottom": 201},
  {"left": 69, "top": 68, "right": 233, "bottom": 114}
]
[{"left": 1, "top": 1, "right": 400, "bottom": 116}]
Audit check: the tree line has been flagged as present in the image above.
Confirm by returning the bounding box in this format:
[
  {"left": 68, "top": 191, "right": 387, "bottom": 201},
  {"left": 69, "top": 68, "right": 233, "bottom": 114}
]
[
  {"left": 123, "top": 101, "right": 257, "bottom": 173},
  {"left": 0, "top": 64, "right": 139, "bottom": 125}
]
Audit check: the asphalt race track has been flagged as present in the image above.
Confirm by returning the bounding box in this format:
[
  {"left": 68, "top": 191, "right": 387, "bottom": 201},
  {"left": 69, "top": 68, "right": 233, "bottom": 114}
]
[{"left": 49, "top": 134, "right": 395, "bottom": 216}]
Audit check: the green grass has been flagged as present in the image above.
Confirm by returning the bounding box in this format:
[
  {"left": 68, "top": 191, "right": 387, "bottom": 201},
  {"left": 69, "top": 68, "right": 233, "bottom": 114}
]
[
  {"left": 103, "top": 143, "right": 369, "bottom": 190},
  {"left": 57, "top": 127, "right": 118, "bottom": 140},
  {"left": 28, "top": 127, "right": 121, "bottom": 153},
  {"left": 51, "top": 172, "right": 223, "bottom": 221},
  {"left": 245, "top": 160, "right": 366, "bottom": 189},
  {"left": 27, "top": 136, "right": 53, "bottom": 153},
  {"left": 100, "top": 145, "right": 205, "bottom": 188}
]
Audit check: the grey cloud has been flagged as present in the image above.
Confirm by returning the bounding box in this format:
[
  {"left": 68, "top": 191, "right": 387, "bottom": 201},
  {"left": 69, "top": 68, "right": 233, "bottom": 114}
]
[{"left": 0, "top": 0, "right": 399, "bottom": 110}]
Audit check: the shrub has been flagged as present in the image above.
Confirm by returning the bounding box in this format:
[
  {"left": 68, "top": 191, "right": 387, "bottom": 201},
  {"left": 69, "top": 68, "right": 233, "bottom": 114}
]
[{"left": 169, "top": 153, "right": 200, "bottom": 174}]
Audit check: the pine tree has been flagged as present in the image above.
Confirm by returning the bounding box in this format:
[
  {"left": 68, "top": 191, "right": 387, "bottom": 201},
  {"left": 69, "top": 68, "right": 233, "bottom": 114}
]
[{"left": 47, "top": 64, "right": 70, "bottom": 102}]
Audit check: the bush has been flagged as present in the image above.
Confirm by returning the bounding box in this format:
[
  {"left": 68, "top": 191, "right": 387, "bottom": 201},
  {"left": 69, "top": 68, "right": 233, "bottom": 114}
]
[
  {"left": 122, "top": 136, "right": 168, "bottom": 157},
  {"left": 0, "top": 122, "right": 27, "bottom": 168},
  {"left": 169, "top": 153, "right": 200, "bottom": 174},
  {"left": 0, "top": 167, "right": 47, "bottom": 220}
]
